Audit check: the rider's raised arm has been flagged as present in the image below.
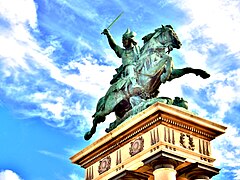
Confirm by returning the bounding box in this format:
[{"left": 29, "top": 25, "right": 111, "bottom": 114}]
[{"left": 103, "top": 29, "right": 123, "bottom": 58}]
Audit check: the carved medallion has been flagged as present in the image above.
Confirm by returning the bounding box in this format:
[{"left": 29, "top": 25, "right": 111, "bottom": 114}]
[
  {"left": 98, "top": 155, "right": 111, "bottom": 175},
  {"left": 129, "top": 136, "right": 144, "bottom": 156}
]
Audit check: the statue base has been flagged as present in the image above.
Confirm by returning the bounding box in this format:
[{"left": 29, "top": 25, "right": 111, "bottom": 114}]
[
  {"left": 70, "top": 102, "right": 226, "bottom": 180},
  {"left": 106, "top": 96, "right": 188, "bottom": 132}
]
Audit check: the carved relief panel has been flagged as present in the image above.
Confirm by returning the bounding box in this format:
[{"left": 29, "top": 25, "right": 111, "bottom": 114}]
[
  {"left": 98, "top": 155, "right": 111, "bottom": 175},
  {"left": 179, "top": 133, "right": 195, "bottom": 151},
  {"left": 129, "top": 136, "right": 144, "bottom": 156}
]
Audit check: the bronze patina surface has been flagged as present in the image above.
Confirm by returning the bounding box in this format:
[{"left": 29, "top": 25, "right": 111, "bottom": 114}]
[{"left": 84, "top": 23, "right": 210, "bottom": 140}]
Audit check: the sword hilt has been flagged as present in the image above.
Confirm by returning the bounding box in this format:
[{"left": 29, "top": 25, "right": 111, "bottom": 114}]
[{"left": 101, "top": 29, "right": 108, "bottom": 35}]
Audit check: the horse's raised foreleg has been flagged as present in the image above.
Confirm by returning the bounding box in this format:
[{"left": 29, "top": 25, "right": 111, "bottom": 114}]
[{"left": 167, "top": 67, "right": 210, "bottom": 82}]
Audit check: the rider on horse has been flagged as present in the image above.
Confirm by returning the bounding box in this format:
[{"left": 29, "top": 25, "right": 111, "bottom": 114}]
[
  {"left": 84, "top": 25, "right": 210, "bottom": 140},
  {"left": 102, "top": 28, "right": 142, "bottom": 94}
]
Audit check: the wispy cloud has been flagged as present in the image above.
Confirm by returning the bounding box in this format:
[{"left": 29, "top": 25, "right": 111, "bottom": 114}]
[
  {"left": 0, "top": 0, "right": 120, "bottom": 137},
  {"left": 38, "top": 150, "right": 66, "bottom": 161}
]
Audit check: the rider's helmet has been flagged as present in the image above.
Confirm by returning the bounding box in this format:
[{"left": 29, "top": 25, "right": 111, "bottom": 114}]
[{"left": 122, "top": 28, "right": 137, "bottom": 45}]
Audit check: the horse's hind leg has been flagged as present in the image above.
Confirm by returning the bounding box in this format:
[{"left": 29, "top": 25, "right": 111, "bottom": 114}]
[
  {"left": 84, "top": 90, "right": 126, "bottom": 140},
  {"left": 167, "top": 68, "right": 210, "bottom": 81},
  {"left": 84, "top": 115, "right": 105, "bottom": 140},
  {"left": 84, "top": 101, "right": 118, "bottom": 140},
  {"left": 84, "top": 99, "right": 120, "bottom": 140}
]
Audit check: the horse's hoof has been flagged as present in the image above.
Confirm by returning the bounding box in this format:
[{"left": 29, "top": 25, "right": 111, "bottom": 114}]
[
  {"left": 105, "top": 128, "right": 110, "bottom": 133},
  {"left": 84, "top": 131, "right": 92, "bottom": 141},
  {"left": 200, "top": 72, "right": 210, "bottom": 79},
  {"left": 196, "top": 70, "right": 210, "bottom": 79}
]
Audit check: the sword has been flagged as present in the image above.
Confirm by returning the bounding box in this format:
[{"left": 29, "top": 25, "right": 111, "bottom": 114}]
[{"left": 101, "top": 12, "right": 124, "bottom": 34}]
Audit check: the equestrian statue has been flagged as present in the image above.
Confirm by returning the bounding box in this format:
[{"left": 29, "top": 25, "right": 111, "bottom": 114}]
[{"left": 84, "top": 14, "right": 210, "bottom": 140}]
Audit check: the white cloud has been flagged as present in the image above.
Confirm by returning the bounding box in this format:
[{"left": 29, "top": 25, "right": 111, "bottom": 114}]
[
  {"left": 174, "top": 0, "right": 240, "bottom": 54},
  {"left": 164, "top": 0, "right": 240, "bottom": 120},
  {"left": 212, "top": 125, "right": 240, "bottom": 175},
  {"left": 62, "top": 55, "right": 116, "bottom": 98},
  {"left": 103, "top": 48, "right": 122, "bottom": 66},
  {"left": 206, "top": 69, "right": 240, "bottom": 121},
  {"left": 0, "top": 0, "right": 118, "bottom": 136},
  {"left": 158, "top": 79, "right": 184, "bottom": 98},
  {"left": 171, "top": 0, "right": 240, "bottom": 75},
  {"left": 150, "top": 1, "right": 239, "bottom": 104},
  {"left": 75, "top": 37, "right": 92, "bottom": 51},
  {"left": 0, "top": 25, "right": 35, "bottom": 72},
  {"left": 0, "top": 170, "right": 23, "bottom": 180},
  {"left": 0, "top": 0, "right": 37, "bottom": 29},
  {"left": 232, "top": 169, "right": 240, "bottom": 180},
  {"left": 179, "top": 48, "right": 208, "bottom": 69},
  {"left": 30, "top": 92, "right": 51, "bottom": 101},
  {"left": 0, "top": 0, "right": 39, "bottom": 72},
  {"left": 206, "top": 70, "right": 240, "bottom": 178},
  {"left": 41, "top": 97, "right": 64, "bottom": 120}
]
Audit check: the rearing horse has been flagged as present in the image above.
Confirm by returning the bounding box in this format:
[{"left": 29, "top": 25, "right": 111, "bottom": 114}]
[{"left": 84, "top": 25, "right": 209, "bottom": 140}]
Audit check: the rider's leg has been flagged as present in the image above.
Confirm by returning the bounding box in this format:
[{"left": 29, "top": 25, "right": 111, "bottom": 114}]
[
  {"left": 125, "top": 65, "right": 142, "bottom": 94},
  {"left": 160, "top": 56, "right": 173, "bottom": 83}
]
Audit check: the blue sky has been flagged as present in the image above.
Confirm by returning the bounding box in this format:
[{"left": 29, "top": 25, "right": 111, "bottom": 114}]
[{"left": 0, "top": 0, "right": 240, "bottom": 179}]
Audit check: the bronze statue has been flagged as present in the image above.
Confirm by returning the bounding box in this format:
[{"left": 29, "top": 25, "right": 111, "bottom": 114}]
[
  {"left": 102, "top": 28, "right": 142, "bottom": 93},
  {"left": 84, "top": 23, "right": 210, "bottom": 140}
]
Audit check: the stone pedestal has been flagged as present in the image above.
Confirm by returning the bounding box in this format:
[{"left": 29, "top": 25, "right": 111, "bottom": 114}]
[{"left": 70, "top": 102, "right": 226, "bottom": 180}]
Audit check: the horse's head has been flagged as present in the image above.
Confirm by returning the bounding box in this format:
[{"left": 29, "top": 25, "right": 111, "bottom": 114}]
[
  {"left": 142, "top": 25, "right": 182, "bottom": 50},
  {"left": 158, "top": 25, "right": 182, "bottom": 49}
]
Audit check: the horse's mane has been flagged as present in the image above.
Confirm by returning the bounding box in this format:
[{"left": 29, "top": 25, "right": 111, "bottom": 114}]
[
  {"left": 142, "top": 29, "right": 160, "bottom": 44},
  {"left": 142, "top": 25, "right": 174, "bottom": 44}
]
